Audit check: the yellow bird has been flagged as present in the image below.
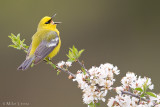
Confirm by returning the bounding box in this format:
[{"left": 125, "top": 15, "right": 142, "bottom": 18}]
[{"left": 18, "top": 14, "right": 61, "bottom": 70}]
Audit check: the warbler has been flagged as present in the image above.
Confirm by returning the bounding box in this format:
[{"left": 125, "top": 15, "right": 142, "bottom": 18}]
[{"left": 18, "top": 14, "right": 61, "bottom": 70}]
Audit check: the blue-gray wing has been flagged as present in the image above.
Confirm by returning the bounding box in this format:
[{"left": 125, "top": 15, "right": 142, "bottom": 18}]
[{"left": 34, "top": 32, "right": 59, "bottom": 64}]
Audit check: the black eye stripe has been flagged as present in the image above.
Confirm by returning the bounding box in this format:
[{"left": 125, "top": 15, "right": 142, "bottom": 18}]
[{"left": 45, "top": 19, "right": 51, "bottom": 24}]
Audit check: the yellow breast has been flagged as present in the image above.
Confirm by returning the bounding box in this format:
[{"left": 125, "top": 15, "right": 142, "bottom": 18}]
[{"left": 48, "top": 37, "right": 61, "bottom": 58}]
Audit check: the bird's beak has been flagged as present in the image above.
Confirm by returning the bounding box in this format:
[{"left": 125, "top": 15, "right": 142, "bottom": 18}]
[
  {"left": 51, "top": 14, "right": 57, "bottom": 19},
  {"left": 51, "top": 14, "right": 62, "bottom": 24},
  {"left": 54, "top": 22, "right": 62, "bottom": 24}
]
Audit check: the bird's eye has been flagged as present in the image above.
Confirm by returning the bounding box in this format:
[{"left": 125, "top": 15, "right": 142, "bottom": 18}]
[{"left": 45, "top": 19, "right": 51, "bottom": 24}]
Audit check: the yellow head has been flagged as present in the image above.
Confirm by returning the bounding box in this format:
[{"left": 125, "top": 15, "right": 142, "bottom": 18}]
[{"left": 37, "top": 15, "right": 61, "bottom": 30}]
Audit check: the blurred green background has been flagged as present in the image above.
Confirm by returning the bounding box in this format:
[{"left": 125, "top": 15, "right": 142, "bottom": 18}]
[{"left": 0, "top": 0, "right": 160, "bottom": 107}]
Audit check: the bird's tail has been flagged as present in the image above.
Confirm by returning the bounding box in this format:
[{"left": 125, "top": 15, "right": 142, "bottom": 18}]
[{"left": 17, "top": 56, "right": 35, "bottom": 70}]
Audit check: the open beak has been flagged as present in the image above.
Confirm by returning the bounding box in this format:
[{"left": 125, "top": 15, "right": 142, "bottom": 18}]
[
  {"left": 51, "top": 14, "right": 57, "bottom": 19},
  {"left": 51, "top": 14, "right": 62, "bottom": 24},
  {"left": 54, "top": 22, "right": 62, "bottom": 24}
]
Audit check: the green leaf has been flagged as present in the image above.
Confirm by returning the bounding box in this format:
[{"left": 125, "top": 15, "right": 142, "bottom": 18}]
[
  {"left": 96, "top": 103, "right": 100, "bottom": 106},
  {"left": 8, "top": 45, "right": 16, "bottom": 48},
  {"left": 143, "top": 78, "right": 149, "bottom": 93},
  {"left": 146, "top": 92, "right": 157, "bottom": 98},
  {"left": 140, "top": 93, "right": 145, "bottom": 97},
  {"left": 57, "top": 70, "right": 61, "bottom": 75},
  {"left": 51, "top": 64, "right": 57, "bottom": 69},
  {"left": 8, "top": 36, "right": 12, "bottom": 39},
  {"left": 17, "top": 33, "right": 20, "bottom": 40},
  {"left": 23, "top": 44, "right": 29, "bottom": 49},
  {"left": 67, "top": 59, "right": 74, "bottom": 62},
  {"left": 67, "top": 50, "right": 72, "bottom": 58},
  {"left": 88, "top": 102, "right": 96, "bottom": 107},
  {"left": 135, "top": 88, "right": 143, "bottom": 92},
  {"left": 72, "top": 45, "right": 78, "bottom": 57},
  {"left": 69, "top": 50, "right": 74, "bottom": 58},
  {"left": 67, "top": 49, "right": 75, "bottom": 61},
  {"left": 66, "top": 45, "right": 85, "bottom": 62},
  {"left": 8, "top": 33, "right": 28, "bottom": 52},
  {"left": 81, "top": 67, "right": 86, "bottom": 75},
  {"left": 31, "top": 63, "right": 35, "bottom": 67},
  {"left": 78, "top": 49, "right": 84, "bottom": 57}
]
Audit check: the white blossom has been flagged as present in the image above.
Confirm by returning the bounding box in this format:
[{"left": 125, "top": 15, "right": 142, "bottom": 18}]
[
  {"left": 58, "top": 60, "right": 159, "bottom": 107},
  {"left": 65, "top": 61, "right": 72, "bottom": 67},
  {"left": 73, "top": 63, "right": 120, "bottom": 105},
  {"left": 108, "top": 72, "right": 158, "bottom": 107},
  {"left": 149, "top": 84, "right": 154, "bottom": 90},
  {"left": 115, "top": 87, "right": 123, "bottom": 94},
  {"left": 107, "top": 94, "right": 151, "bottom": 107},
  {"left": 57, "top": 61, "right": 65, "bottom": 67}
]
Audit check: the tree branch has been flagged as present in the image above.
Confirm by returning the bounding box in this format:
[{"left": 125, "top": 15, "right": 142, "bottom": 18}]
[
  {"left": 45, "top": 59, "right": 76, "bottom": 78},
  {"left": 77, "top": 59, "right": 90, "bottom": 76},
  {"left": 121, "top": 90, "right": 149, "bottom": 102},
  {"left": 56, "top": 66, "right": 76, "bottom": 78}
]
